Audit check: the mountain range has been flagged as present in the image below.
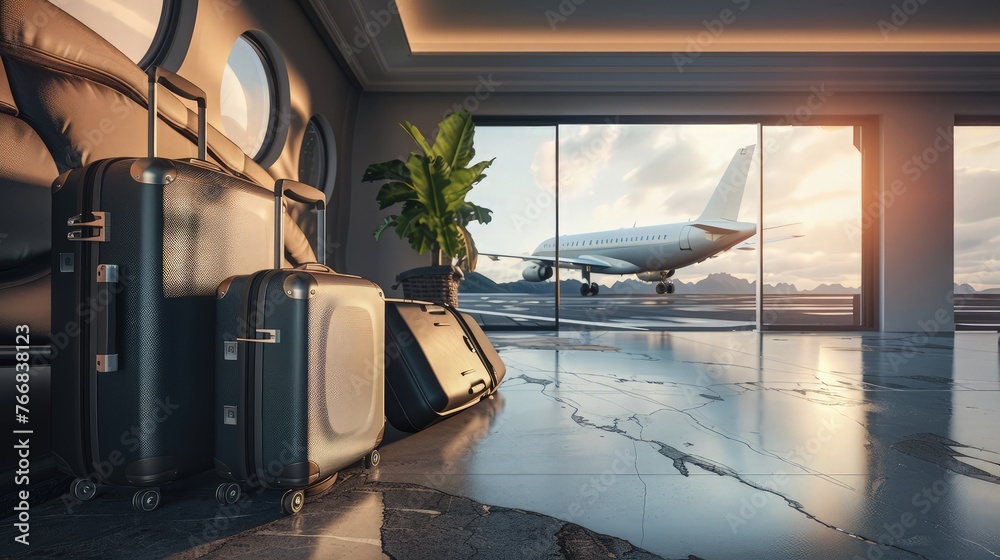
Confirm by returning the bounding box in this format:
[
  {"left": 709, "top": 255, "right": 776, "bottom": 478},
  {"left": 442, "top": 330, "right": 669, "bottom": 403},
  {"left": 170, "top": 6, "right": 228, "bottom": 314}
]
[{"left": 459, "top": 271, "right": 862, "bottom": 295}]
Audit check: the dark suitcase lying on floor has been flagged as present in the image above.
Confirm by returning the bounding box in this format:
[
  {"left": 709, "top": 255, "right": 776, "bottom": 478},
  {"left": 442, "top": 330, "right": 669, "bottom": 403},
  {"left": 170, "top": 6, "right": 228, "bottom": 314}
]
[
  {"left": 214, "top": 180, "right": 385, "bottom": 515},
  {"left": 50, "top": 68, "right": 276, "bottom": 512},
  {"left": 384, "top": 300, "right": 505, "bottom": 432}
]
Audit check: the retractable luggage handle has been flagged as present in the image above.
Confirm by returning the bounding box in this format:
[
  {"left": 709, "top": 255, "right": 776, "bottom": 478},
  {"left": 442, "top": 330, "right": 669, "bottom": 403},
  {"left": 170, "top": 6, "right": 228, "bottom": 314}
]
[
  {"left": 274, "top": 179, "right": 328, "bottom": 270},
  {"left": 147, "top": 66, "right": 207, "bottom": 161}
]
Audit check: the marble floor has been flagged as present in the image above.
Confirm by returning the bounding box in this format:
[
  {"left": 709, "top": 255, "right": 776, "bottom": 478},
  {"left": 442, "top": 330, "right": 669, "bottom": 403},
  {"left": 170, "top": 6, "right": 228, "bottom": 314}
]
[
  {"left": 373, "top": 331, "right": 1000, "bottom": 560},
  {"left": 3, "top": 331, "right": 999, "bottom": 559}
]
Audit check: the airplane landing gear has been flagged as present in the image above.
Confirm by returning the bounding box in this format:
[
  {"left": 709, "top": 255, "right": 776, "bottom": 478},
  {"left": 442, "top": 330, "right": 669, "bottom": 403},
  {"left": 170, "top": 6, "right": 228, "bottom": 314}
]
[
  {"left": 654, "top": 271, "right": 676, "bottom": 295},
  {"left": 580, "top": 268, "right": 599, "bottom": 296},
  {"left": 655, "top": 282, "right": 676, "bottom": 294}
]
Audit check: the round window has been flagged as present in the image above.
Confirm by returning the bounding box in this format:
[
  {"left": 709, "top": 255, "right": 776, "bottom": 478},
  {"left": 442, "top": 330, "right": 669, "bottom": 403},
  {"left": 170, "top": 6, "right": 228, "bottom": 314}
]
[
  {"left": 298, "top": 116, "right": 337, "bottom": 199},
  {"left": 299, "top": 119, "right": 327, "bottom": 190},
  {"left": 220, "top": 35, "right": 275, "bottom": 161},
  {"left": 55, "top": 0, "right": 168, "bottom": 65}
]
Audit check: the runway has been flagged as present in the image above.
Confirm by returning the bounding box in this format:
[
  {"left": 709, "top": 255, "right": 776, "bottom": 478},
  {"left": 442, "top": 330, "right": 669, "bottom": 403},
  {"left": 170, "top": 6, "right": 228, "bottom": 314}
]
[
  {"left": 461, "top": 293, "right": 1000, "bottom": 330},
  {"left": 459, "top": 293, "right": 860, "bottom": 330}
]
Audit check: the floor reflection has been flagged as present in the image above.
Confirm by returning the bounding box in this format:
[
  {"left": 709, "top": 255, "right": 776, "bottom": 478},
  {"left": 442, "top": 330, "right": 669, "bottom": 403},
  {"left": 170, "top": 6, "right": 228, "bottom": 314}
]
[{"left": 378, "top": 331, "right": 1000, "bottom": 560}]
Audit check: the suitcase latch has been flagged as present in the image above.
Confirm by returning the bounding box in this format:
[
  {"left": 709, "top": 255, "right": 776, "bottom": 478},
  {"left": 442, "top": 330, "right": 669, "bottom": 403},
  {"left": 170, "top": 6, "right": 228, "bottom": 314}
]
[
  {"left": 67, "top": 212, "right": 109, "bottom": 242},
  {"left": 236, "top": 329, "right": 281, "bottom": 344}
]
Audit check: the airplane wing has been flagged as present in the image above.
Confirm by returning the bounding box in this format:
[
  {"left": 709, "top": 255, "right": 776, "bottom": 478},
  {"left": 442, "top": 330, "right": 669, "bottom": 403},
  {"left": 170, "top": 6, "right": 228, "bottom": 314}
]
[
  {"left": 733, "top": 222, "right": 805, "bottom": 250},
  {"left": 482, "top": 252, "right": 630, "bottom": 271},
  {"left": 734, "top": 235, "right": 804, "bottom": 251}
]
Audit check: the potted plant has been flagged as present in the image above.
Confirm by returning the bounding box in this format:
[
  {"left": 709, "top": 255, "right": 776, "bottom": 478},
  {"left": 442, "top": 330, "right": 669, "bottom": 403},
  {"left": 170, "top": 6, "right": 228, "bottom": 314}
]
[{"left": 363, "top": 110, "right": 494, "bottom": 306}]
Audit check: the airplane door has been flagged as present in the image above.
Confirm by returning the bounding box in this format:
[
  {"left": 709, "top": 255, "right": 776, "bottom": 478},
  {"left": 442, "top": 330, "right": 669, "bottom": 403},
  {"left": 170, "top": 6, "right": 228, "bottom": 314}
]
[{"left": 680, "top": 226, "right": 692, "bottom": 250}]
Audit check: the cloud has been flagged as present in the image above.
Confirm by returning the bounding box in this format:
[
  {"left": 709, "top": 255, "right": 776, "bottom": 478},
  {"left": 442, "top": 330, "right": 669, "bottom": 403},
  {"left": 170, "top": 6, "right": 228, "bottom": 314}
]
[{"left": 955, "top": 168, "right": 1000, "bottom": 225}]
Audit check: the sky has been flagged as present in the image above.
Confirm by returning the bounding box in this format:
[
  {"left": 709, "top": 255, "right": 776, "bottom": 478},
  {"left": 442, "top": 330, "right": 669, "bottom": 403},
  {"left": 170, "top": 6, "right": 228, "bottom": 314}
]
[
  {"left": 954, "top": 126, "right": 1000, "bottom": 291},
  {"left": 55, "top": 0, "right": 163, "bottom": 63},
  {"left": 467, "top": 123, "right": 864, "bottom": 291}
]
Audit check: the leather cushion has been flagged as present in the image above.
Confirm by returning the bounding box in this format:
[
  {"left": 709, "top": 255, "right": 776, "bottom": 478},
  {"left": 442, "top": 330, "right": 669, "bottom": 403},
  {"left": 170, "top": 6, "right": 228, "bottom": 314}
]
[
  {"left": 0, "top": 112, "right": 57, "bottom": 269},
  {"left": 0, "top": 0, "right": 253, "bottom": 183},
  {"left": 0, "top": 56, "right": 15, "bottom": 115}
]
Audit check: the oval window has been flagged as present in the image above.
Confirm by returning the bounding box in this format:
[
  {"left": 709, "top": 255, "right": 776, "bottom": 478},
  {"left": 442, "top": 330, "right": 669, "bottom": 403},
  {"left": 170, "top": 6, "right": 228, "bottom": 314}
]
[
  {"left": 298, "top": 116, "right": 337, "bottom": 199},
  {"left": 54, "top": 0, "right": 169, "bottom": 65},
  {"left": 220, "top": 35, "right": 276, "bottom": 161}
]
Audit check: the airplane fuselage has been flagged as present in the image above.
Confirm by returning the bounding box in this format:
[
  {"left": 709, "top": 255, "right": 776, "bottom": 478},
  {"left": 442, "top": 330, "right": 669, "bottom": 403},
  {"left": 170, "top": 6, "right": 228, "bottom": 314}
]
[{"left": 533, "top": 221, "right": 756, "bottom": 276}]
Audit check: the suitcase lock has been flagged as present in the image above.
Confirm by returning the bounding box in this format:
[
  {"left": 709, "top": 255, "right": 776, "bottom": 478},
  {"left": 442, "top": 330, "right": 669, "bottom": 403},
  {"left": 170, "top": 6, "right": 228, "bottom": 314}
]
[
  {"left": 236, "top": 329, "right": 281, "bottom": 344},
  {"left": 67, "top": 212, "right": 109, "bottom": 242}
]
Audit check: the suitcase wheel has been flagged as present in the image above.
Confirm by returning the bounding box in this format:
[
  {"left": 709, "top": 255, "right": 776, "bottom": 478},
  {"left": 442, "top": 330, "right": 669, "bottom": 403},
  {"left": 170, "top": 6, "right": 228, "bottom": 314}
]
[
  {"left": 70, "top": 478, "right": 97, "bottom": 501},
  {"left": 364, "top": 449, "right": 381, "bottom": 469},
  {"left": 132, "top": 488, "right": 161, "bottom": 512},
  {"left": 215, "top": 483, "right": 242, "bottom": 505},
  {"left": 281, "top": 489, "right": 305, "bottom": 515}
]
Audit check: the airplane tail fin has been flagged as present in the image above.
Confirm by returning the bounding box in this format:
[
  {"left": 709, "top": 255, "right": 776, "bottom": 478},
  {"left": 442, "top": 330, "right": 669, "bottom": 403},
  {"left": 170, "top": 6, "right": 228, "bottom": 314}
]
[{"left": 697, "top": 144, "right": 755, "bottom": 222}]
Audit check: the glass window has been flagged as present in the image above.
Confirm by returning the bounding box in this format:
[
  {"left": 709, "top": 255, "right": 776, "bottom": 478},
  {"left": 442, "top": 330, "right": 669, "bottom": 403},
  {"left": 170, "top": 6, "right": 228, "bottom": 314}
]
[
  {"left": 54, "top": 0, "right": 167, "bottom": 64},
  {"left": 299, "top": 116, "right": 336, "bottom": 198},
  {"left": 954, "top": 126, "right": 1000, "bottom": 330},
  {"left": 221, "top": 35, "right": 275, "bottom": 161},
  {"left": 461, "top": 126, "right": 557, "bottom": 329}
]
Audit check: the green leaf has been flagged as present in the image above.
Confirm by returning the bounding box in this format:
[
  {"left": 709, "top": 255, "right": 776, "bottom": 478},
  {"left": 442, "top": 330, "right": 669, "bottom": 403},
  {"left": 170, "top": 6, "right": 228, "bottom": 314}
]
[
  {"left": 406, "top": 154, "right": 453, "bottom": 221},
  {"left": 394, "top": 203, "right": 436, "bottom": 254},
  {"left": 436, "top": 222, "right": 465, "bottom": 261},
  {"left": 363, "top": 159, "right": 410, "bottom": 183},
  {"left": 457, "top": 202, "right": 493, "bottom": 227},
  {"left": 373, "top": 215, "right": 397, "bottom": 240},
  {"left": 458, "top": 225, "right": 479, "bottom": 271},
  {"left": 400, "top": 121, "right": 434, "bottom": 156},
  {"left": 431, "top": 111, "right": 476, "bottom": 170},
  {"left": 375, "top": 181, "right": 416, "bottom": 209}
]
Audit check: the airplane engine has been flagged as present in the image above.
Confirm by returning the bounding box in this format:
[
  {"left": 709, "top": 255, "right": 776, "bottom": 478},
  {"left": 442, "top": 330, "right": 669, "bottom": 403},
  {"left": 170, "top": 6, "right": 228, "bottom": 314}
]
[
  {"left": 636, "top": 270, "right": 674, "bottom": 282},
  {"left": 522, "top": 263, "right": 554, "bottom": 282}
]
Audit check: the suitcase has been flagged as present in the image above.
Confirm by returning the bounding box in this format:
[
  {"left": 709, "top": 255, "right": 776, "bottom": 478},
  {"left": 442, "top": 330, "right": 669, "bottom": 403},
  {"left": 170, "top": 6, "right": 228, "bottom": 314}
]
[
  {"left": 214, "top": 179, "right": 385, "bottom": 515},
  {"left": 383, "top": 300, "right": 506, "bottom": 432},
  {"left": 50, "top": 67, "right": 276, "bottom": 512}
]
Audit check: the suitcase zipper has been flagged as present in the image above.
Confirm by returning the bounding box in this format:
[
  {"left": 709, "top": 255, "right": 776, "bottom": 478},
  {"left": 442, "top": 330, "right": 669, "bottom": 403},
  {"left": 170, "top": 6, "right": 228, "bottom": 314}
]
[
  {"left": 241, "top": 269, "right": 274, "bottom": 485},
  {"left": 77, "top": 159, "right": 124, "bottom": 478}
]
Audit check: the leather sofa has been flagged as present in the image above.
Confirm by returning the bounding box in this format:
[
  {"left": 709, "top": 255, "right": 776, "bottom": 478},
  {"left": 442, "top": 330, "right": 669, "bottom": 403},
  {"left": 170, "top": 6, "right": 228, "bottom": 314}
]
[{"left": 0, "top": 0, "right": 316, "bottom": 346}]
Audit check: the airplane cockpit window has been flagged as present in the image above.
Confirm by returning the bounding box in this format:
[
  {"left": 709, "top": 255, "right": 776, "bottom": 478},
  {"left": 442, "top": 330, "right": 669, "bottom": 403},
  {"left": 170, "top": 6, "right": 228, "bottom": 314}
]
[
  {"left": 221, "top": 34, "right": 277, "bottom": 161},
  {"left": 52, "top": 0, "right": 168, "bottom": 65}
]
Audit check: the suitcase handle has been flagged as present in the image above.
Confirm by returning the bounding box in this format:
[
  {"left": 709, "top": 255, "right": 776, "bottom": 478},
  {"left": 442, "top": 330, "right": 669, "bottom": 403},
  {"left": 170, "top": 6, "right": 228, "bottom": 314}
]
[
  {"left": 95, "top": 264, "right": 119, "bottom": 373},
  {"left": 274, "top": 179, "right": 327, "bottom": 268},
  {"left": 146, "top": 67, "right": 207, "bottom": 161},
  {"left": 296, "top": 263, "right": 334, "bottom": 274}
]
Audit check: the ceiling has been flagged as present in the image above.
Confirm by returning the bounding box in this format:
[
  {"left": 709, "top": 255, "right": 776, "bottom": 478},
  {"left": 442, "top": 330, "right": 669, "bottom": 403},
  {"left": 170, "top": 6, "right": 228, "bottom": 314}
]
[{"left": 303, "top": 0, "right": 1000, "bottom": 92}]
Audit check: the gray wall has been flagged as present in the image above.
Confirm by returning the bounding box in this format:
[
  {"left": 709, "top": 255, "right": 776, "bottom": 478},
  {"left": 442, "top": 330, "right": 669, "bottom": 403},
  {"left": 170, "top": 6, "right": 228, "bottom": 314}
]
[
  {"left": 170, "top": 0, "right": 360, "bottom": 270},
  {"left": 349, "top": 91, "right": 1000, "bottom": 332}
]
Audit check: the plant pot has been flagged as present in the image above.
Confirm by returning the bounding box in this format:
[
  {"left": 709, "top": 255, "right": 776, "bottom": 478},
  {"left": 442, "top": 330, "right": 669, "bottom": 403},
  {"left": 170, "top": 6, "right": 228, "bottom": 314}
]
[{"left": 395, "top": 265, "right": 465, "bottom": 307}]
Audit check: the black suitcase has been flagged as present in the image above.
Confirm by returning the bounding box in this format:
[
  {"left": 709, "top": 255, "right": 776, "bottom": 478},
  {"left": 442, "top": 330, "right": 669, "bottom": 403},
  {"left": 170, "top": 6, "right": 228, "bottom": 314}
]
[
  {"left": 384, "top": 300, "right": 506, "bottom": 432},
  {"left": 214, "top": 180, "right": 385, "bottom": 515},
  {"left": 50, "top": 68, "right": 276, "bottom": 511}
]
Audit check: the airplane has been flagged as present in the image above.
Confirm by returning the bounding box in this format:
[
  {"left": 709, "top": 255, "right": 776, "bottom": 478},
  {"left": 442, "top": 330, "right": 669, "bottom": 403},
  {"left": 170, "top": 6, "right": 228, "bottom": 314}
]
[{"left": 483, "top": 144, "right": 795, "bottom": 296}]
